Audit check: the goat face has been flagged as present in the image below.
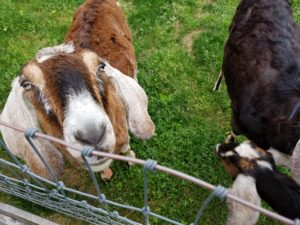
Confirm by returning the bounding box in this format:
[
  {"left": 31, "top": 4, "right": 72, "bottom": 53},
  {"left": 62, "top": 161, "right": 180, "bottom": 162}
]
[
  {"left": 215, "top": 141, "right": 274, "bottom": 177},
  {"left": 17, "top": 43, "right": 155, "bottom": 172}
]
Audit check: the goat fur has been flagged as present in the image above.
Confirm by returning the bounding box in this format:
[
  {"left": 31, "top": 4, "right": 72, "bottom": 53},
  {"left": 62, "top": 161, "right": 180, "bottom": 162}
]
[
  {"left": 65, "top": 0, "right": 137, "bottom": 77},
  {"left": 227, "top": 174, "right": 261, "bottom": 225}
]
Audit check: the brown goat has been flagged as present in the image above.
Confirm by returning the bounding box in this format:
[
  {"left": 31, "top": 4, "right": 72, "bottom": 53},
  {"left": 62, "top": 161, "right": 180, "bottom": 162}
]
[{"left": 0, "top": 0, "right": 155, "bottom": 180}]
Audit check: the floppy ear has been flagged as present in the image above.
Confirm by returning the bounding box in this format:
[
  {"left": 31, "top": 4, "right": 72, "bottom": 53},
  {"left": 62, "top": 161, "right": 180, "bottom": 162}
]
[
  {"left": 101, "top": 75, "right": 130, "bottom": 154},
  {"left": 98, "top": 61, "right": 155, "bottom": 139},
  {"left": 0, "top": 78, "right": 64, "bottom": 179}
]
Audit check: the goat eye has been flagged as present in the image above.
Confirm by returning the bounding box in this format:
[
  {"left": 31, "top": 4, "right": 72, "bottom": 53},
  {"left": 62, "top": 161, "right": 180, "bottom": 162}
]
[{"left": 22, "top": 81, "right": 32, "bottom": 91}]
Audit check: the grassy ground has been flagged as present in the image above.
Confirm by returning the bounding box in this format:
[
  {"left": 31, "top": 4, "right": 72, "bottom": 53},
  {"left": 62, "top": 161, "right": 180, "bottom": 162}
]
[{"left": 1, "top": 0, "right": 300, "bottom": 224}]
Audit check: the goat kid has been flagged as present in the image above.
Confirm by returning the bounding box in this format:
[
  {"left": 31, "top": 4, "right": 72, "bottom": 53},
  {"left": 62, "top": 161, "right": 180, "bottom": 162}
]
[
  {"left": 222, "top": 0, "right": 300, "bottom": 162},
  {"left": 0, "top": 0, "right": 155, "bottom": 180},
  {"left": 216, "top": 141, "right": 300, "bottom": 220}
]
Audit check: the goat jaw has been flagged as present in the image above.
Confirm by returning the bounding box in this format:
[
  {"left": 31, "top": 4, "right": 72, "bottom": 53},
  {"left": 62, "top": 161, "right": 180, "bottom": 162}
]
[{"left": 292, "top": 139, "right": 300, "bottom": 185}]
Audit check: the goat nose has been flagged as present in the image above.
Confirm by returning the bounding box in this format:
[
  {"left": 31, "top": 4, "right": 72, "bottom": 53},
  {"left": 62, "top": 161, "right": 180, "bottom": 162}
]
[{"left": 75, "top": 124, "right": 106, "bottom": 146}]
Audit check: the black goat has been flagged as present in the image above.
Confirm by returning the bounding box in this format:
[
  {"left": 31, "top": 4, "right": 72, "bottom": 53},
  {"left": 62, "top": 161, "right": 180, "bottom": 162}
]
[{"left": 223, "top": 0, "right": 300, "bottom": 155}]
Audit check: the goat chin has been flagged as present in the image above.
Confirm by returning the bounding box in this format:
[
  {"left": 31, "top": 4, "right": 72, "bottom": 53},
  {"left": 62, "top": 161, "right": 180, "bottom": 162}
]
[{"left": 89, "top": 158, "right": 113, "bottom": 172}]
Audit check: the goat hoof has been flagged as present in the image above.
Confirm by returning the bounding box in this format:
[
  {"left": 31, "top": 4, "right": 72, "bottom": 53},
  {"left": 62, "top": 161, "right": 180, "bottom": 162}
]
[
  {"left": 125, "top": 150, "right": 136, "bottom": 166},
  {"left": 101, "top": 167, "right": 113, "bottom": 181}
]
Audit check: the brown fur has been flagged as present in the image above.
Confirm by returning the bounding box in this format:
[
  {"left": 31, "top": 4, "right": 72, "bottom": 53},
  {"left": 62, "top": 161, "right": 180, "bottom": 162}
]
[
  {"left": 65, "top": 0, "right": 136, "bottom": 77},
  {"left": 220, "top": 158, "right": 240, "bottom": 177}
]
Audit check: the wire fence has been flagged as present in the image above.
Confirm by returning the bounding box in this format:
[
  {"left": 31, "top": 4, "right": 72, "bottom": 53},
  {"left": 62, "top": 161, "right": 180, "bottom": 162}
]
[{"left": 0, "top": 120, "right": 298, "bottom": 225}]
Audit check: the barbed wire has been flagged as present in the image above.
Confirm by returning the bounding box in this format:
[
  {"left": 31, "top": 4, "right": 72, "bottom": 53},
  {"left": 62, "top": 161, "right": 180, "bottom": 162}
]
[{"left": 0, "top": 120, "right": 297, "bottom": 225}]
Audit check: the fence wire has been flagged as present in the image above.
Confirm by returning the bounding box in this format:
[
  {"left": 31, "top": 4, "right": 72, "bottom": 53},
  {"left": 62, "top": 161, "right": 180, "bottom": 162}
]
[{"left": 0, "top": 120, "right": 298, "bottom": 225}]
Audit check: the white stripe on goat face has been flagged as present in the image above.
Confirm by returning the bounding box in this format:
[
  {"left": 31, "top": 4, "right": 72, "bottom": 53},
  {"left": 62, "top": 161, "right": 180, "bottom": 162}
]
[{"left": 63, "top": 89, "right": 116, "bottom": 171}]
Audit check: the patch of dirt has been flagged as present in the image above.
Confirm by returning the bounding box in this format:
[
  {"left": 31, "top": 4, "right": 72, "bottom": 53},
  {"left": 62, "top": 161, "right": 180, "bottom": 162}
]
[
  {"left": 181, "top": 29, "right": 204, "bottom": 55},
  {"left": 174, "top": 20, "right": 182, "bottom": 38}
]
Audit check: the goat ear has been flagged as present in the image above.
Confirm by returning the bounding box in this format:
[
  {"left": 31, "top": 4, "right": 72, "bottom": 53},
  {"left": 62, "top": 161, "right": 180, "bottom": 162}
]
[
  {"left": 98, "top": 61, "right": 155, "bottom": 139},
  {"left": 0, "top": 78, "right": 64, "bottom": 179},
  {"left": 102, "top": 77, "right": 130, "bottom": 154}
]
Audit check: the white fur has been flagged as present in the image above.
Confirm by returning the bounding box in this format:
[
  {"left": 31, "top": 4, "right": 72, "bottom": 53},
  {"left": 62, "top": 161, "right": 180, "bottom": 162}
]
[
  {"left": 227, "top": 174, "right": 261, "bottom": 225},
  {"left": 63, "top": 90, "right": 116, "bottom": 171},
  {"left": 256, "top": 160, "right": 273, "bottom": 170},
  {"left": 38, "top": 92, "right": 52, "bottom": 114},
  {"left": 268, "top": 148, "right": 291, "bottom": 168},
  {"left": 235, "top": 142, "right": 259, "bottom": 159},
  {"left": 220, "top": 151, "right": 235, "bottom": 157},
  {"left": 36, "top": 42, "right": 75, "bottom": 63},
  {"left": 100, "top": 60, "right": 155, "bottom": 139},
  {"left": 89, "top": 158, "right": 113, "bottom": 172}
]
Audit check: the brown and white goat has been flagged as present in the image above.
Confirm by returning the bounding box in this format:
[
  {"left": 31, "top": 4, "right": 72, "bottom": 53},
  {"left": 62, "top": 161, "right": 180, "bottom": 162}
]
[
  {"left": 0, "top": 0, "right": 155, "bottom": 179},
  {"left": 222, "top": 0, "right": 300, "bottom": 167},
  {"left": 216, "top": 141, "right": 300, "bottom": 220}
]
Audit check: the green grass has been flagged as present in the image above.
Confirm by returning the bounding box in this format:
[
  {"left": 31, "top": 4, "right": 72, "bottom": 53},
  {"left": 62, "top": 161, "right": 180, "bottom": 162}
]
[{"left": 1, "top": 0, "right": 300, "bottom": 224}]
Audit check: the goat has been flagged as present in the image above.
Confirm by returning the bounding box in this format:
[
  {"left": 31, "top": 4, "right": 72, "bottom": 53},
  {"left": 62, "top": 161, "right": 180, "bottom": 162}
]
[
  {"left": 216, "top": 141, "right": 300, "bottom": 220},
  {"left": 0, "top": 0, "right": 155, "bottom": 180},
  {"left": 222, "top": 0, "right": 300, "bottom": 168}
]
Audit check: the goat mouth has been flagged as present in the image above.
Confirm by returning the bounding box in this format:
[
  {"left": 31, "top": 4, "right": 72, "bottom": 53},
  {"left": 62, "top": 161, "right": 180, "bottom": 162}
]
[{"left": 85, "top": 155, "right": 109, "bottom": 165}]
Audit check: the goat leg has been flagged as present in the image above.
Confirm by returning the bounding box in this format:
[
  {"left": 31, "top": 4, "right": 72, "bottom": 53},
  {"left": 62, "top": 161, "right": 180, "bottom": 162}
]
[
  {"left": 121, "top": 145, "right": 136, "bottom": 166},
  {"left": 224, "top": 131, "right": 238, "bottom": 144},
  {"left": 213, "top": 70, "right": 223, "bottom": 91}
]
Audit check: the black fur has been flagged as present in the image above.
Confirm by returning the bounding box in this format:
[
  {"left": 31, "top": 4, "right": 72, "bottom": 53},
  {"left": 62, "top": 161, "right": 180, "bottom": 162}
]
[
  {"left": 252, "top": 167, "right": 300, "bottom": 219},
  {"left": 223, "top": 0, "right": 300, "bottom": 154}
]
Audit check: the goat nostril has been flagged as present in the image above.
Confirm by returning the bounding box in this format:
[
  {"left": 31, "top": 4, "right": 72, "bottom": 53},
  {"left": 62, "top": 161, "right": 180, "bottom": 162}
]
[{"left": 74, "top": 124, "right": 107, "bottom": 146}]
